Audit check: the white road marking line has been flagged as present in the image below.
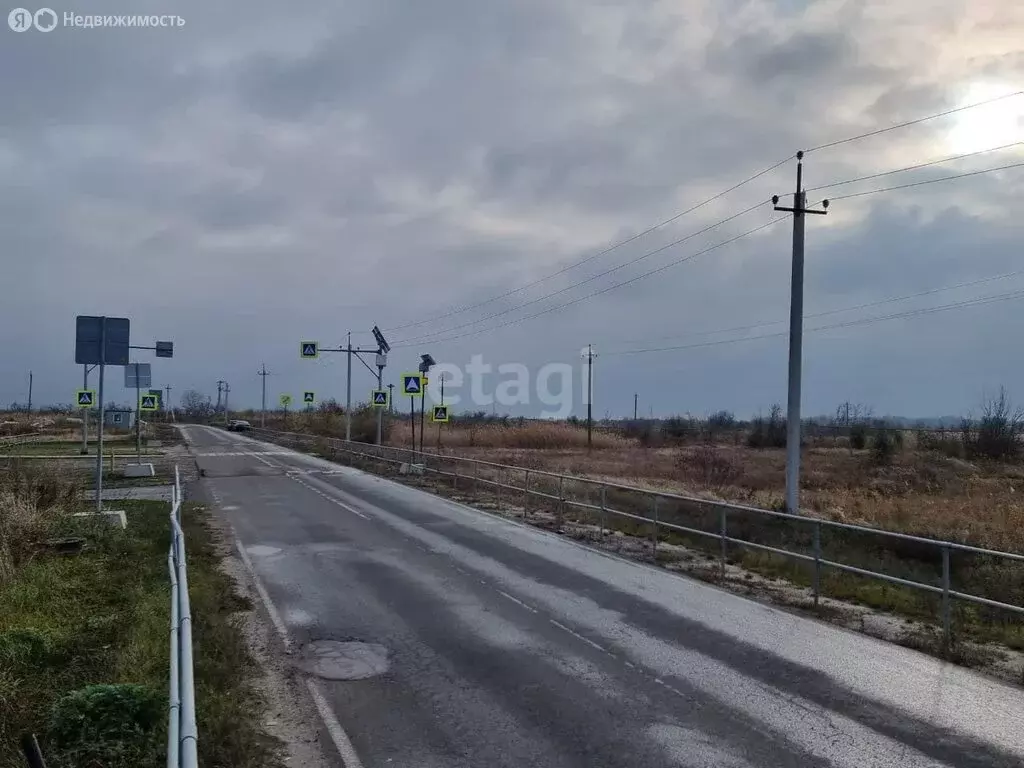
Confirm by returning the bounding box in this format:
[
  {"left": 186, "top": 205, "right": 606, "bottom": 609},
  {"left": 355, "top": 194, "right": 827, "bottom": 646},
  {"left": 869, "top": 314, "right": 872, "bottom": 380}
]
[
  {"left": 233, "top": 536, "right": 292, "bottom": 652},
  {"left": 306, "top": 679, "right": 366, "bottom": 768},
  {"left": 498, "top": 590, "right": 538, "bottom": 613},
  {"left": 292, "top": 477, "right": 370, "bottom": 520},
  {"left": 549, "top": 619, "right": 611, "bottom": 655}
]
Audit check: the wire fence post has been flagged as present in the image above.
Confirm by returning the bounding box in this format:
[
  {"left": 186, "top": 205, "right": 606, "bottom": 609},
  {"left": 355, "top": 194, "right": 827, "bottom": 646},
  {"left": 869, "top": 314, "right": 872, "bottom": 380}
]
[
  {"left": 472, "top": 461, "right": 478, "bottom": 494},
  {"left": 523, "top": 470, "right": 530, "bottom": 518},
  {"left": 599, "top": 485, "right": 607, "bottom": 540},
  {"left": 651, "top": 495, "right": 659, "bottom": 562},
  {"left": 453, "top": 457, "right": 459, "bottom": 489},
  {"left": 557, "top": 475, "right": 565, "bottom": 531},
  {"left": 813, "top": 520, "right": 822, "bottom": 607},
  {"left": 942, "top": 545, "right": 952, "bottom": 653},
  {"left": 719, "top": 508, "right": 728, "bottom": 581}
]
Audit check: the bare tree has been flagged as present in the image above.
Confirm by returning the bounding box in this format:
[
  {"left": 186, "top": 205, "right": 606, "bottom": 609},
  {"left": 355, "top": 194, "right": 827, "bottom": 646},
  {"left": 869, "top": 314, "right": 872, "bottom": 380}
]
[
  {"left": 180, "top": 389, "right": 213, "bottom": 420},
  {"left": 963, "top": 386, "right": 1023, "bottom": 461}
]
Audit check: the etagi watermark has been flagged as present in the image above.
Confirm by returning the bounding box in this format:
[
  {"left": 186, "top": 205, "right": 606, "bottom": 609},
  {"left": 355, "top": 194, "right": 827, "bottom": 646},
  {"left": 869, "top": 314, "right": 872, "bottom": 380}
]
[
  {"left": 8, "top": 8, "right": 186, "bottom": 32},
  {"left": 420, "top": 351, "right": 594, "bottom": 420}
]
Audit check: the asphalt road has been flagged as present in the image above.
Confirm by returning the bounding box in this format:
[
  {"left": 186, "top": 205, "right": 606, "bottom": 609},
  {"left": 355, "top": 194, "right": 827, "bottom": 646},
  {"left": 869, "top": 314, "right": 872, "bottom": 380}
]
[{"left": 182, "top": 424, "right": 1024, "bottom": 768}]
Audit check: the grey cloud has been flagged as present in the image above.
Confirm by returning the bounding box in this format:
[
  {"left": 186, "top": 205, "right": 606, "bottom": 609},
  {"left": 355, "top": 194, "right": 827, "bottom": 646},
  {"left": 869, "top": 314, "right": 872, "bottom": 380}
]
[{"left": 1, "top": 0, "right": 1023, "bottom": 416}]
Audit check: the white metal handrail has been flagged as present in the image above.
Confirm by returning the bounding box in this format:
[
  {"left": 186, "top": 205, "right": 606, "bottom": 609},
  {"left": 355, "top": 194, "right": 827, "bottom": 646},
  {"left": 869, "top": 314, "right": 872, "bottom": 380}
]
[
  {"left": 168, "top": 465, "right": 198, "bottom": 768},
  {"left": 250, "top": 427, "right": 1024, "bottom": 650}
]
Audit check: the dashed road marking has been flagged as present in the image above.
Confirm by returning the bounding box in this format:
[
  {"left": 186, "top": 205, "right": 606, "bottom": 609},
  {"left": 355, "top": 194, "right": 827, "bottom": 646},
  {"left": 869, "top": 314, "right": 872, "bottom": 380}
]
[
  {"left": 549, "top": 619, "right": 612, "bottom": 655},
  {"left": 498, "top": 590, "right": 539, "bottom": 613}
]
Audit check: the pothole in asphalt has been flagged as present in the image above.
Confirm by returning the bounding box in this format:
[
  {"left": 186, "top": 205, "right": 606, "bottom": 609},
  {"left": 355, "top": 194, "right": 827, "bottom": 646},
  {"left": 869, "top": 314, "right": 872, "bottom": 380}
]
[{"left": 296, "top": 640, "right": 390, "bottom": 680}]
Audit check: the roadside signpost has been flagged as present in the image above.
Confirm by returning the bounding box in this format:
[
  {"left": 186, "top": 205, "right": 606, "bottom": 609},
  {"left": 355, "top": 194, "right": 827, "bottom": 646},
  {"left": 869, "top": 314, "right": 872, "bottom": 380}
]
[
  {"left": 403, "top": 373, "right": 423, "bottom": 453},
  {"left": 417, "top": 355, "right": 435, "bottom": 455},
  {"left": 303, "top": 391, "right": 315, "bottom": 408},
  {"left": 432, "top": 405, "right": 449, "bottom": 423},
  {"left": 140, "top": 393, "right": 159, "bottom": 411},
  {"left": 279, "top": 393, "right": 292, "bottom": 411},
  {"left": 76, "top": 390, "right": 96, "bottom": 408},
  {"left": 76, "top": 315, "right": 130, "bottom": 511},
  {"left": 125, "top": 363, "right": 153, "bottom": 462},
  {"left": 299, "top": 328, "right": 390, "bottom": 444},
  {"left": 371, "top": 390, "right": 389, "bottom": 408}
]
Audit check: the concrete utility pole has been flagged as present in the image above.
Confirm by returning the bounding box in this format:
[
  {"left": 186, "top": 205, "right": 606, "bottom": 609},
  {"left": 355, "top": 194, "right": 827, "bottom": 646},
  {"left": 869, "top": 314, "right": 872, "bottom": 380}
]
[
  {"left": 164, "top": 386, "right": 172, "bottom": 422},
  {"left": 223, "top": 383, "right": 230, "bottom": 424},
  {"left": 27, "top": 371, "right": 32, "bottom": 413},
  {"left": 634, "top": 393, "right": 638, "bottom": 420},
  {"left": 387, "top": 383, "right": 394, "bottom": 414},
  {"left": 216, "top": 380, "right": 225, "bottom": 416},
  {"left": 772, "top": 151, "right": 829, "bottom": 515},
  {"left": 301, "top": 329, "right": 386, "bottom": 443},
  {"left": 346, "top": 332, "right": 353, "bottom": 442},
  {"left": 583, "top": 345, "right": 596, "bottom": 451},
  {"left": 258, "top": 364, "right": 269, "bottom": 428}
]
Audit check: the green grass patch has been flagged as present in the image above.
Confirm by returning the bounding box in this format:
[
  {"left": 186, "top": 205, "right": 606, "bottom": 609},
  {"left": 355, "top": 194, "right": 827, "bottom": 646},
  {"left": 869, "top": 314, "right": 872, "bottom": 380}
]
[{"left": 0, "top": 498, "right": 282, "bottom": 768}]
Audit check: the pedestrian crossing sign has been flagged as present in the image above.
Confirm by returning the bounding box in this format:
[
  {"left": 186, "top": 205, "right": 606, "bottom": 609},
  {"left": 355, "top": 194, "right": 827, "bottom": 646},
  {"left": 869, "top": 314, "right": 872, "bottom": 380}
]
[
  {"left": 76, "top": 389, "right": 95, "bottom": 408},
  {"left": 300, "top": 341, "right": 319, "bottom": 359},
  {"left": 371, "top": 389, "right": 389, "bottom": 408},
  {"left": 140, "top": 394, "right": 159, "bottom": 411},
  {"left": 303, "top": 391, "right": 315, "bottom": 404},
  {"left": 432, "top": 405, "right": 449, "bottom": 423},
  {"left": 402, "top": 373, "right": 423, "bottom": 395}
]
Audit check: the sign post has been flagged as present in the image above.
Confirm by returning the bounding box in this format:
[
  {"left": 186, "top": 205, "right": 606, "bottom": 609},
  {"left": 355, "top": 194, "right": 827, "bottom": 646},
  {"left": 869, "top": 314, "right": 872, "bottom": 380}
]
[
  {"left": 125, "top": 363, "right": 153, "bottom": 463},
  {"left": 76, "top": 315, "right": 130, "bottom": 511},
  {"left": 402, "top": 373, "right": 423, "bottom": 455}
]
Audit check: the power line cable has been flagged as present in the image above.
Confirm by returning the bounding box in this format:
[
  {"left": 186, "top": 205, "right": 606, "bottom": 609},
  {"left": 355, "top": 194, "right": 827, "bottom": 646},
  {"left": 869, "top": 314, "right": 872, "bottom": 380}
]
[
  {"left": 800, "top": 141, "right": 1024, "bottom": 193},
  {"left": 606, "top": 269, "right": 1024, "bottom": 346},
  {"left": 827, "top": 161, "right": 1024, "bottom": 201},
  {"left": 603, "top": 289, "right": 1024, "bottom": 356},
  {"left": 392, "top": 216, "right": 787, "bottom": 349},
  {"left": 391, "top": 198, "right": 772, "bottom": 346},
  {"left": 804, "top": 90, "right": 1023, "bottom": 153},
  {"left": 380, "top": 157, "right": 793, "bottom": 334}
]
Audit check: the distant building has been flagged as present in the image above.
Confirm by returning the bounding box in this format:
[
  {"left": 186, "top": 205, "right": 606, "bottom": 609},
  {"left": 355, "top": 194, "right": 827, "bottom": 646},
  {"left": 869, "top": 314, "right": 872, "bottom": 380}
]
[{"left": 104, "top": 408, "right": 135, "bottom": 430}]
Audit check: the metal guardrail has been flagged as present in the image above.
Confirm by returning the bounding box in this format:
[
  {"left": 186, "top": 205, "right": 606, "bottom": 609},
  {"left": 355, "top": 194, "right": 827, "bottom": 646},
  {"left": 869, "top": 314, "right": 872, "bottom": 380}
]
[
  {"left": 168, "top": 465, "right": 198, "bottom": 768},
  {"left": 250, "top": 427, "right": 1024, "bottom": 649}
]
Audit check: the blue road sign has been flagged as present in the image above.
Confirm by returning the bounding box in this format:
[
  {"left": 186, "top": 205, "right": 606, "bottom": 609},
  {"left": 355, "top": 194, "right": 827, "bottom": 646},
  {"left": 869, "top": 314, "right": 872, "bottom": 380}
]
[
  {"left": 75, "top": 315, "right": 130, "bottom": 365},
  {"left": 402, "top": 373, "right": 423, "bottom": 395},
  {"left": 371, "top": 389, "right": 389, "bottom": 407}
]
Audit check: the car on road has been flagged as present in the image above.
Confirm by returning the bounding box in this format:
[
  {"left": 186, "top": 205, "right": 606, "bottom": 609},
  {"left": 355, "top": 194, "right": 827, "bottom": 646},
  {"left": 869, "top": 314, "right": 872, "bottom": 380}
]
[{"left": 226, "top": 419, "right": 252, "bottom": 432}]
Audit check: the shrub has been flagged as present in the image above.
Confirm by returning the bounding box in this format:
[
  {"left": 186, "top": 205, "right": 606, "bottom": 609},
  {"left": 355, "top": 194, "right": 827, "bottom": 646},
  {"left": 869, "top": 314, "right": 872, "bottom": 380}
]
[
  {"left": 917, "top": 429, "right": 964, "bottom": 459},
  {"left": 680, "top": 444, "right": 741, "bottom": 487},
  {"left": 871, "top": 427, "right": 900, "bottom": 464},
  {"left": 663, "top": 416, "right": 696, "bottom": 444},
  {"left": 747, "top": 404, "right": 786, "bottom": 449},
  {"left": 963, "top": 387, "right": 1022, "bottom": 461},
  {"left": 850, "top": 423, "right": 868, "bottom": 450},
  {"left": 620, "top": 419, "right": 659, "bottom": 447},
  {"left": 48, "top": 684, "right": 164, "bottom": 767}
]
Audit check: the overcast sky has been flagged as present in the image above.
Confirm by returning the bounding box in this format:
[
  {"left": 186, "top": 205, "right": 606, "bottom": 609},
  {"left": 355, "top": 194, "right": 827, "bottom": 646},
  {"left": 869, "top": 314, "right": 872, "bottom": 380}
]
[{"left": 2, "top": 0, "right": 1022, "bottom": 418}]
